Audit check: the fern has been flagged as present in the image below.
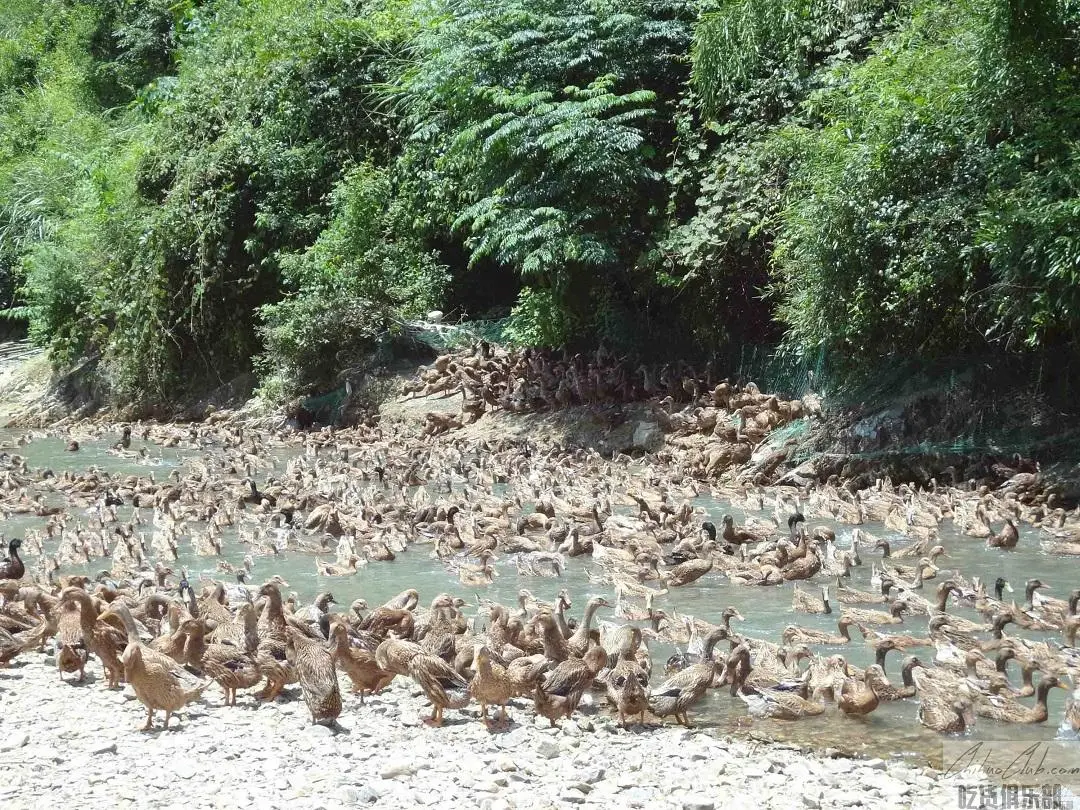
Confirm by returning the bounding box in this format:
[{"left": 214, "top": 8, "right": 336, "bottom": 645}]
[{"left": 397, "top": 0, "right": 694, "bottom": 343}]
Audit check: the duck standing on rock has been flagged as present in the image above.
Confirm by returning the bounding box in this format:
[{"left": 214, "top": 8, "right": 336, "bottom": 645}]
[
  {"left": 287, "top": 627, "right": 342, "bottom": 726},
  {"left": 606, "top": 658, "right": 650, "bottom": 727},
  {"left": 648, "top": 629, "right": 727, "bottom": 727},
  {"left": 469, "top": 644, "right": 513, "bottom": 725},
  {"left": 105, "top": 601, "right": 209, "bottom": 731},
  {"left": 410, "top": 652, "right": 470, "bottom": 726}
]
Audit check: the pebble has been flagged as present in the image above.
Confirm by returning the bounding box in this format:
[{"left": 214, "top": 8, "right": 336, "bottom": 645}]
[
  {"left": 582, "top": 768, "right": 605, "bottom": 784},
  {"left": 535, "top": 739, "right": 561, "bottom": 759},
  {"left": 381, "top": 763, "right": 418, "bottom": 779},
  {"left": 1, "top": 733, "right": 29, "bottom": 752},
  {"left": 0, "top": 655, "right": 956, "bottom": 810},
  {"left": 355, "top": 786, "right": 380, "bottom": 804}
]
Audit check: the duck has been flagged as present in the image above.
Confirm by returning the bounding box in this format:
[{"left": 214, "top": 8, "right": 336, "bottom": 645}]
[
  {"left": 912, "top": 664, "right": 976, "bottom": 733},
  {"left": 858, "top": 623, "right": 933, "bottom": 651},
  {"left": 565, "top": 596, "right": 611, "bottom": 658},
  {"left": 837, "top": 665, "right": 883, "bottom": 716},
  {"left": 56, "top": 587, "right": 125, "bottom": 688},
  {"left": 782, "top": 617, "right": 855, "bottom": 646},
  {"left": 0, "top": 625, "right": 24, "bottom": 666},
  {"left": 533, "top": 650, "right": 605, "bottom": 727},
  {"left": 737, "top": 670, "right": 826, "bottom": 720},
  {"left": 975, "top": 675, "right": 1067, "bottom": 724},
  {"left": 1065, "top": 684, "right": 1080, "bottom": 733},
  {"left": 919, "top": 696, "right": 975, "bottom": 734},
  {"left": 841, "top": 601, "right": 910, "bottom": 626},
  {"left": 287, "top": 628, "right": 342, "bottom": 726},
  {"left": 200, "top": 633, "right": 263, "bottom": 707},
  {"left": 791, "top": 583, "right": 831, "bottom": 614},
  {"left": 987, "top": 517, "right": 1019, "bottom": 549},
  {"left": 409, "top": 653, "right": 471, "bottom": 726},
  {"left": 833, "top": 575, "right": 893, "bottom": 605},
  {"left": 865, "top": 655, "right": 921, "bottom": 701},
  {"left": 316, "top": 555, "right": 363, "bottom": 577},
  {"left": 648, "top": 629, "right": 727, "bottom": 727},
  {"left": 469, "top": 644, "right": 513, "bottom": 725},
  {"left": 54, "top": 590, "right": 93, "bottom": 682},
  {"left": 104, "top": 601, "right": 209, "bottom": 730},
  {"left": 0, "top": 538, "right": 24, "bottom": 580},
  {"left": 605, "top": 658, "right": 650, "bottom": 727},
  {"left": 328, "top": 621, "right": 394, "bottom": 702}
]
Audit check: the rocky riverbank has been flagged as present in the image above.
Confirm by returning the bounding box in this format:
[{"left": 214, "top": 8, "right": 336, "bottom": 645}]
[{"left": 0, "top": 653, "right": 966, "bottom": 810}]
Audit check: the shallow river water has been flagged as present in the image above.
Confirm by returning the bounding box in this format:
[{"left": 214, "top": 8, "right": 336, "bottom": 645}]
[{"left": 3, "top": 428, "right": 1076, "bottom": 768}]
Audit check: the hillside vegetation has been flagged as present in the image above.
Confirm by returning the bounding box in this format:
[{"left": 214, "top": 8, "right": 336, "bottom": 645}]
[{"left": 1, "top": 0, "right": 1078, "bottom": 406}]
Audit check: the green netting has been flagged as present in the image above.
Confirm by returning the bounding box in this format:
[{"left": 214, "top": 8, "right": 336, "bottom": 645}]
[
  {"left": 409, "top": 319, "right": 509, "bottom": 352},
  {"left": 301, "top": 386, "right": 348, "bottom": 424},
  {"left": 728, "top": 343, "right": 826, "bottom": 401}
]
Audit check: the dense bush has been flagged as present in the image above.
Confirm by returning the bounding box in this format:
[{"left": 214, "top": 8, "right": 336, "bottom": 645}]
[
  {"left": 1, "top": 0, "right": 1078, "bottom": 406},
  {"left": 770, "top": 0, "right": 1080, "bottom": 368},
  {"left": 258, "top": 163, "right": 446, "bottom": 396},
  {"left": 396, "top": 0, "right": 695, "bottom": 347}
]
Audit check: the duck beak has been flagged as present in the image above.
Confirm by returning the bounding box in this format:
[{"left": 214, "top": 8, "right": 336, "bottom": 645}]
[{"left": 1004, "top": 582, "right": 1014, "bottom": 593}]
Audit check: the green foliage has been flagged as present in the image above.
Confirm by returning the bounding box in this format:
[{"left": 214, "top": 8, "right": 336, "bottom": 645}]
[
  {"left": 770, "top": 0, "right": 1080, "bottom": 368},
  {"left": 692, "top": 0, "right": 900, "bottom": 119},
  {"left": 2, "top": 0, "right": 1079, "bottom": 409},
  {"left": 259, "top": 163, "right": 447, "bottom": 395},
  {"left": 397, "top": 0, "right": 694, "bottom": 346}
]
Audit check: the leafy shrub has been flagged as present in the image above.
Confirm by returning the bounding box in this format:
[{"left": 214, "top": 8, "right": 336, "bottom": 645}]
[
  {"left": 397, "top": 0, "right": 694, "bottom": 347},
  {"left": 258, "top": 163, "right": 446, "bottom": 396}
]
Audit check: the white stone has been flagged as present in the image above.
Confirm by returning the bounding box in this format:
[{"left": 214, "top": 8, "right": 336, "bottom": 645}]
[{"left": 536, "top": 739, "right": 560, "bottom": 760}]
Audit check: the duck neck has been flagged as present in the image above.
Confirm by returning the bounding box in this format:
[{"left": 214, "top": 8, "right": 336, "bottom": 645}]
[
  {"left": 875, "top": 645, "right": 891, "bottom": 668},
  {"left": 1033, "top": 682, "right": 1054, "bottom": 716},
  {"left": 70, "top": 590, "right": 99, "bottom": 631},
  {"left": 1068, "top": 592, "right": 1080, "bottom": 616},
  {"left": 994, "top": 582, "right": 1004, "bottom": 600},
  {"left": 184, "top": 587, "right": 198, "bottom": 618},
  {"left": 330, "top": 626, "right": 349, "bottom": 657},
  {"left": 1025, "top": 583, "right": 1039, "bottom": 606},
  {"left": 1021, "top": 665, "right": 1035, "bottom": 691},
  {"left": 540, "top": 619, "right": 568, "bottom": 661},
  {"left": 578, "top": 600, "right": 602, "bottom": 636},
  {"left": 935, "top": 586, "right": 952, "bottom": 612},
  {"left": 703, "top": 630, "right": 726, "bottom": 662},
  {"left": 900, "top": 660, "right": 917, "bottom": 687},
  {"left": 554, "top": 599, "right": 571, "bottom": 638},
  {"left": 184, "top": 623, "right": 206, "bottom": 661},
  {"left": 265, "top": 589, "right": 286, "bottom": 630},
  {"left": 242, "top": 610, "right": 259, "bottom": 652}
]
